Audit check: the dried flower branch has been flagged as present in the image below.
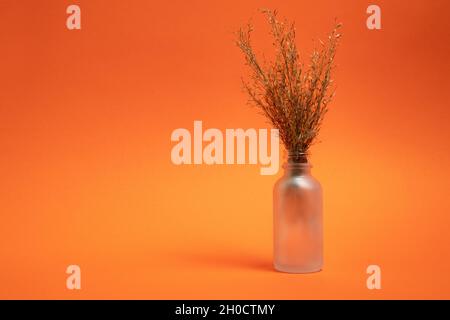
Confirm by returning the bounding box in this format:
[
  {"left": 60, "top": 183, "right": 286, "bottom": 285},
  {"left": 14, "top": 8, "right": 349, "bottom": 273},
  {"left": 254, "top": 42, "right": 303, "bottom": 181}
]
[{"left": 236, "top": 9, "right": 341, "bottom": 161}]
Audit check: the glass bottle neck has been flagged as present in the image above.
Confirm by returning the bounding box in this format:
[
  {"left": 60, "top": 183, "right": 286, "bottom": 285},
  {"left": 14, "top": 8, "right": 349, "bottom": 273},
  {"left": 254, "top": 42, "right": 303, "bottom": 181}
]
[
  {"left": 284, "top": 152, "right": 311, "bottom": 175},
  {"left": 287, "top": 152, "right": 308, "bottom": 164}
]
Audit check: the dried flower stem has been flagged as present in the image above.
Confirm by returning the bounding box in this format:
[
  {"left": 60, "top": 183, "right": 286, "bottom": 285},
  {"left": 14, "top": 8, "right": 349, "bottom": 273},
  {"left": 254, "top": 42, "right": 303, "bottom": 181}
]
[{"left": 236, "top": 9, "right": 341, "bottom": 160}]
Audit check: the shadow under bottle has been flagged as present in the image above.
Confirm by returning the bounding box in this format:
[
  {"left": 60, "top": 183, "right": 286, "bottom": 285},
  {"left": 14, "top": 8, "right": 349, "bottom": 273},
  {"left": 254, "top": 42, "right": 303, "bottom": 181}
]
[{"left": 273, "top": 152, "right": 323, "bottom": 273}]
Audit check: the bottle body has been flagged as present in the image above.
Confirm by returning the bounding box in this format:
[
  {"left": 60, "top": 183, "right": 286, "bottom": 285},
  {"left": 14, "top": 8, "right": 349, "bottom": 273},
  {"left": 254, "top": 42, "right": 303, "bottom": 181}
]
[{"left": 273, "top": 161, "right": 323, "bottom": 273}]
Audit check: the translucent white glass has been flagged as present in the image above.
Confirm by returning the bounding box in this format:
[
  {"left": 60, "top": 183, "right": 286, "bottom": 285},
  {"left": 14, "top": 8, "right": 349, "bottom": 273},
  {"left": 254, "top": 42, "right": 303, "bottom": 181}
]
[{"left": 273, "top": 155, "right": 323, "bottom": 273}]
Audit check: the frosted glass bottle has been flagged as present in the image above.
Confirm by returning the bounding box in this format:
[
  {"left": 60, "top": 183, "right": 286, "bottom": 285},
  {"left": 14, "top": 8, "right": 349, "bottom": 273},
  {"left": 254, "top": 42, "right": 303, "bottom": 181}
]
[{"left": 273, "top": 152, "right": 323, "bottom": 273}]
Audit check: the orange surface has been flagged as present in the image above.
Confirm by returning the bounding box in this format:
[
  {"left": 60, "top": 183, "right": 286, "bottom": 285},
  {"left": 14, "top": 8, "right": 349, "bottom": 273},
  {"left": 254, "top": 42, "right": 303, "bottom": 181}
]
[{"left": 1, "top": 0, "right": 449, "bottom": 299}]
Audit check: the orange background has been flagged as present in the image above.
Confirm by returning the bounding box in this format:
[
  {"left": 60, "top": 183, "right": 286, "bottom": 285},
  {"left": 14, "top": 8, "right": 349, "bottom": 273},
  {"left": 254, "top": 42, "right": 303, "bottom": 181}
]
[{"left": 1, "top": 0, "right": 449, "bottom": 299}]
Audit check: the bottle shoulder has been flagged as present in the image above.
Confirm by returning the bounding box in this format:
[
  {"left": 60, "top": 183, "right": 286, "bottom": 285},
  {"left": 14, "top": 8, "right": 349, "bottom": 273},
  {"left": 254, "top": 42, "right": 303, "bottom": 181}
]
[{"left": 274, "top": 173, "right": 322, "bottom": 193}]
